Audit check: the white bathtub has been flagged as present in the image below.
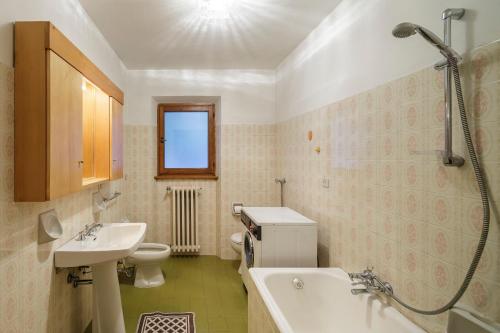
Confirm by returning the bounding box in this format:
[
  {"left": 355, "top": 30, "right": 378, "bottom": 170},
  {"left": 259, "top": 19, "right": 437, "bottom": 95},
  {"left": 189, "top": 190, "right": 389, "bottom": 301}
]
[{"left": 249, "top": 267, "right": 425, "bottom": 333}]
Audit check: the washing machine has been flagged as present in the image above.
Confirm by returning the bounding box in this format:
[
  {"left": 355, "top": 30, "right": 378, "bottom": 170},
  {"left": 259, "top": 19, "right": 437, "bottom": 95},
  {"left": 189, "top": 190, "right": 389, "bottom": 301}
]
[{"left": 240, "top": 207, "right": 317, "bottom": 288}]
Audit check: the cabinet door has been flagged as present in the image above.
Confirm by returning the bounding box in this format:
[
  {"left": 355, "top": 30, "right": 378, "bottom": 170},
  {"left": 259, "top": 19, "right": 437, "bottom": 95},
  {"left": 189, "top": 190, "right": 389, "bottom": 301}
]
[
  {"left": 110, "top": 98, "right": 124, "bottom": 180},
  {"left": 82, "top": 80, "right": 96, "bottom": 179},
  {"left": 82, "top": 80, "right": 110, "bottom": 185},
  {"left": 48, "top": 51, "right": 83, "bottom": 199},
  {"left": 95, "top": 87, "right": 110, "bottom": 180}
]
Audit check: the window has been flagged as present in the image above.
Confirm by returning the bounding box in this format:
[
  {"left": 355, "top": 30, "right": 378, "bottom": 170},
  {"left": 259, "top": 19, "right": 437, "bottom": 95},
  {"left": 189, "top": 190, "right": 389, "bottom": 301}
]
[{"left": 157, "top": 104, "right": 216, "bottom": 179}]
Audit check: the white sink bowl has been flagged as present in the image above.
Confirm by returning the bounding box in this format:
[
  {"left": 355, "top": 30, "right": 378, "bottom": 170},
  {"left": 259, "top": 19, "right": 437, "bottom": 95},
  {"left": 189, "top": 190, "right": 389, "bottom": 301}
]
[
  {"left": 55, "top": 222, "right": 146, "bottom": 267},
  {"left": 55, "top": 222, "right": 147, "bottom": 333}
]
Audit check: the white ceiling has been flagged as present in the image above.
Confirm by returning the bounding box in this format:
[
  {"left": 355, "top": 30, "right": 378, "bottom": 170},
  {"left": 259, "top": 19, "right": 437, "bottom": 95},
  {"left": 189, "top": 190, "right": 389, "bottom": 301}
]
[{"left": 79, "top": 0, "right": 341, "bottom": 69}]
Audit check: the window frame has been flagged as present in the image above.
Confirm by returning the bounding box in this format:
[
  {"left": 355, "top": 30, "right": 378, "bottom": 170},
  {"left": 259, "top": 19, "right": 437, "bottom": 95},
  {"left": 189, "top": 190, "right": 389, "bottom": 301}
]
[{"left": 156, "top": 103, "right": 216, "bottom": 179}]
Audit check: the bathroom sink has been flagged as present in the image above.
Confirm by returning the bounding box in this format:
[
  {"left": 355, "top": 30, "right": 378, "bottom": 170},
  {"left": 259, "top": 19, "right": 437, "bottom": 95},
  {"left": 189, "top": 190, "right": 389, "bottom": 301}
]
[
  {"left": 55, "top": 222, "right": 146, "bottom": 333},
  {"left": 55, "top": 222, "right": 146, "bottom": 267}
]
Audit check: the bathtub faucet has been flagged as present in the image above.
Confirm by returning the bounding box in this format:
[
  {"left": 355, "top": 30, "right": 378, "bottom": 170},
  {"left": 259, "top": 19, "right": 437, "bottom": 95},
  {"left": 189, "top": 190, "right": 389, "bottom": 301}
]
[
  {"left": 348, "top": 267, "right": 393, "bottom": 297},
  {"left": 348, "top": 267, "right": 375, "bottom": 282}
]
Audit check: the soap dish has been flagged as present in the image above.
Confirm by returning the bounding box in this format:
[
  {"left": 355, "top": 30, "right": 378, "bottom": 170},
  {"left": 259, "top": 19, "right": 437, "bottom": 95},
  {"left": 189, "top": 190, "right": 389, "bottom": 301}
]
[{"left": 38, "top": 209, "right": 63, "bottom": 244}]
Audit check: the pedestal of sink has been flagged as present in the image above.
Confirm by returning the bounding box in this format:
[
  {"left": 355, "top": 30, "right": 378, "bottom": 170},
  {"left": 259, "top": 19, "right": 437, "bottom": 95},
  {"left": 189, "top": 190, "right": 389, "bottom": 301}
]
[
  {"left": 92, "top": 261, "right": 125, "bottom": 333},
  {"left": 54, "top": 223, "right": 147, "bottom": 333}
]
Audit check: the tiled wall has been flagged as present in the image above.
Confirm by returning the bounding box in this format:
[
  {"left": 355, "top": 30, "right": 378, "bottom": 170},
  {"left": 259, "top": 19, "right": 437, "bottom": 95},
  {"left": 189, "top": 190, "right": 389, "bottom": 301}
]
[
  {"left": 0, "top": 62, "right": 125, "bottom": 332},
  {"left": 123, "top": 125, "right": 217, "bottom": 255},
  {"left": 276, "top": 40, "right": 500, "bottom": 332},
  {"left": 123, "top": 124, "right": 279, "bottom": 259},
  {"left": 219, "top": 124, "right": 279, "bottom": 259},
  {"left": 4, "top": 35, "right": 497, "bottom": 333}
]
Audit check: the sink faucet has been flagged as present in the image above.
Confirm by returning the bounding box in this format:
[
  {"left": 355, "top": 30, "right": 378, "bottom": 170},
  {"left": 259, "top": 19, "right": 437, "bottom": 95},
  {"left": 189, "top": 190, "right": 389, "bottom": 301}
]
[
  {"left": 76, "top": 223, "right": 103, "bottom": 241},
  {"left": 348, "top": 267, "right": 394, "bottom": 296},
  {"left": 86, "top": 223, "right": 103, "bottom": 237}
]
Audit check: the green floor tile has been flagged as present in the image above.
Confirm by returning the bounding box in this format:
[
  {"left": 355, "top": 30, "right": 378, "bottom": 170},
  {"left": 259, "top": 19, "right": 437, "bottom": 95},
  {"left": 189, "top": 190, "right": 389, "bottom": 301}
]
[{"left": 121, "top": 255, "right": 247, "bottom": 333}]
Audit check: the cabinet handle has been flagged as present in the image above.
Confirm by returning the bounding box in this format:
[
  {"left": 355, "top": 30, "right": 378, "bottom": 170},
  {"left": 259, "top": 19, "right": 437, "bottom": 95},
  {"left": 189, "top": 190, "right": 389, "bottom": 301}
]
[{"left": 78, "top": 160, "right": 84, "bottom": 167}]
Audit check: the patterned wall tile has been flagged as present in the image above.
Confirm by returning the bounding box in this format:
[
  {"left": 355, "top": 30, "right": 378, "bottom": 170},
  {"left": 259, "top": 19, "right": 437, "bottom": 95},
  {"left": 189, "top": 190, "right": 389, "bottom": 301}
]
[
  {"left": 122, "top": 123, "right": 279, "bottom": 260},
  {"left": 0, "top": 61, "right": 126, "bottom": 332},
  {"left": 219, "top": 124, "right": 280, "bottom": 259},
  {"left": 276, "top": 40, "right": 500, "bottom": 332},
  {"left": 3, "top": 34, "right": 499, "bottom": 333},
  {"left": 123, "top": 124, "right": 216, "bottom": 254}
]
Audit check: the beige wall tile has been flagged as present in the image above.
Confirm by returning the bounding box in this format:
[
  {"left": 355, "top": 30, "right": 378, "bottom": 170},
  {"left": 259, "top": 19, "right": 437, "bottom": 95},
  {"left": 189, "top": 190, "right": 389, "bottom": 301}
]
[
  {"left": 0, "top": 61, "right": 127, "bottom": 332},
  {"left": 277, "top": 40, "right": 500, "bottom": 332},
  {"left": 123, "top": 123, "right": 279, "bottom": 260}
]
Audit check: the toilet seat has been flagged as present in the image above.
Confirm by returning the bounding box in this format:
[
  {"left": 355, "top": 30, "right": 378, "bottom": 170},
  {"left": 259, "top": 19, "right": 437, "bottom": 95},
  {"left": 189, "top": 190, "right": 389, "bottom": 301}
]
[{"left": 128, "top": 243, "right": 171, "bottom": 263}]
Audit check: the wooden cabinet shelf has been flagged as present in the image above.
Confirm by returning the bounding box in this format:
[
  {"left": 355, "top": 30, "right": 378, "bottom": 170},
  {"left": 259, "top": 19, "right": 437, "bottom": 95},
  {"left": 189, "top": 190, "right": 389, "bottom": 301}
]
[
  {"left": 14, "top": 22, "right": 124, "bottom": 202},
  {"left": 82, "top": 177, "right": 109, "bottom": 188}
]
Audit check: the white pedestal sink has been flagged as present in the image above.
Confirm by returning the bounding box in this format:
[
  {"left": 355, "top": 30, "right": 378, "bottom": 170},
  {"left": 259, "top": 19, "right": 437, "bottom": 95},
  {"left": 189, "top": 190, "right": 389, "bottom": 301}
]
[{"left": 55, "top": 223, "right": 146, "bottom": 333}]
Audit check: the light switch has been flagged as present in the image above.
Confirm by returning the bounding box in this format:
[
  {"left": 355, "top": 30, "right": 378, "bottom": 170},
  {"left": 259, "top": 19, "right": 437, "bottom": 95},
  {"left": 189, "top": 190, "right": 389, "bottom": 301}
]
[{"left": 322, "top": 178, "right": 330, "bottom": 188}]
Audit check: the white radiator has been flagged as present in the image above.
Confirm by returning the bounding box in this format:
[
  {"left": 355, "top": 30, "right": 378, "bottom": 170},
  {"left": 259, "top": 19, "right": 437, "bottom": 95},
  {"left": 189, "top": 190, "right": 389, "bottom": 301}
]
[{"left": 171, "top": 187, "right": 200, "bottom": 254}]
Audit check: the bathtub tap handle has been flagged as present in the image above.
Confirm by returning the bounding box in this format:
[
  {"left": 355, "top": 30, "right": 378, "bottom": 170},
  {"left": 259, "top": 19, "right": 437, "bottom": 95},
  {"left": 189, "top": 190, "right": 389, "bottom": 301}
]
[
  {"left": 351, "top": 288, "right": 369, "bottom": 295},
  {"left": 348, "top": 272, "right": 366, "bottom": 281},
  {"left": 351, "top": 285, "right": 383, "bottom": 295},
  {"left": 351, "top": 281, "right": 369, "bottom": 287},
  {"left": 348, "top": 267, "right": 375, "bottom": 281}
]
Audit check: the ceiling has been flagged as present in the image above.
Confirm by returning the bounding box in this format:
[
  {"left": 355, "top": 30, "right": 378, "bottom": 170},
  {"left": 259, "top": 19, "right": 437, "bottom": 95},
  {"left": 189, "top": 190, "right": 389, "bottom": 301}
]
[{"left": 79, "top": 0, "right": 341, "bottom": 69}]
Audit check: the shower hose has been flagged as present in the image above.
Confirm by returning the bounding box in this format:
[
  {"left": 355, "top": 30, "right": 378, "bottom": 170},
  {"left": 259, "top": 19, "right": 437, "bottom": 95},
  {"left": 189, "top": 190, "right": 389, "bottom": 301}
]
[{"left": 390, "top": 56, "right": 491, "bottom": 315}]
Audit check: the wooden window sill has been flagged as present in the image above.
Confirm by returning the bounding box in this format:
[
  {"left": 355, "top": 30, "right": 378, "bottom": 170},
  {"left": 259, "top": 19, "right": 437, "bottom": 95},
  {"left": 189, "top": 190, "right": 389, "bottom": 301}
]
[{"left": 154, "top": 174, "right": 218, "bottom": 180}]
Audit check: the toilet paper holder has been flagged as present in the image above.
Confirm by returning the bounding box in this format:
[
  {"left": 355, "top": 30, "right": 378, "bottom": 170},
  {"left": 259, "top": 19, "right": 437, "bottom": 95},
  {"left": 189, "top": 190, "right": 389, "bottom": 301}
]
[{"left": 232, "top": 202, "right": 243, "bottom": 216}]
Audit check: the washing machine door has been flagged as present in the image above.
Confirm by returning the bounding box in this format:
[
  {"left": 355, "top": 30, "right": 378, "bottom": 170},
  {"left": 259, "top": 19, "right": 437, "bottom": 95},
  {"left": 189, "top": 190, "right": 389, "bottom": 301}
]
[{"left": 244, "top": 231, "right": 254, "bottom": 268}]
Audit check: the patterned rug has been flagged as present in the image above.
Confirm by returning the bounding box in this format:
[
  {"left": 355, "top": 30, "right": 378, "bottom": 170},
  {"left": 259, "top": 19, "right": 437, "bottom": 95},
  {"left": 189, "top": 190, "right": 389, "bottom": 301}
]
[{"left": 136, "top": 312, "right": 195, "bottom": 333}]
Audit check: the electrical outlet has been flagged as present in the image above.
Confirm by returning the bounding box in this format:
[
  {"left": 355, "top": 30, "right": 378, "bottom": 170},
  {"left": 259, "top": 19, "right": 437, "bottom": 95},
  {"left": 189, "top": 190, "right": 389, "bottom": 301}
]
[{"left": 322, "top": 178, "right": 330, "bottom": 188}]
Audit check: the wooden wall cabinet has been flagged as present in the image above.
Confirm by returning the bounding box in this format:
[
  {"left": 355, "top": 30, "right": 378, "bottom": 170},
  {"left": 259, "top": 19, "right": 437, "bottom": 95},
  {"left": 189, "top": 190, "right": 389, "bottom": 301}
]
[{"left": 14, "top": 22, "right": 124, "bottom": 202}]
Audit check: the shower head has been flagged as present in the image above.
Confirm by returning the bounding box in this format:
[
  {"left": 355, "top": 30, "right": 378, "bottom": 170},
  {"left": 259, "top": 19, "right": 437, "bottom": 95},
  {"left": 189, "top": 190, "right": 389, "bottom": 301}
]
[
  {"left": 392, "top": 22, "right": 418, "bottom": 38},
  {"left": 392, "top": 22, "right": 461, "bottom": 60}
]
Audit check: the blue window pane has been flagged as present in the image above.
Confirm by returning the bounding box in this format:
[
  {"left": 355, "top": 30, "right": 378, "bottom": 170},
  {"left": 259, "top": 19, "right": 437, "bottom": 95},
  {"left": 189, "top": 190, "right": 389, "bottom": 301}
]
[{"left": 165, "top": 112, "right": 208, "bottom": 168}]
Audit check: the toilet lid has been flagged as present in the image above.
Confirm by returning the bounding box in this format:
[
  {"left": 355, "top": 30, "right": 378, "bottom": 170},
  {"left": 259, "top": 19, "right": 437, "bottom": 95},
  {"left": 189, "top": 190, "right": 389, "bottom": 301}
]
[{"left": 231, "top": 232, "right": 243, "bottom": 244}]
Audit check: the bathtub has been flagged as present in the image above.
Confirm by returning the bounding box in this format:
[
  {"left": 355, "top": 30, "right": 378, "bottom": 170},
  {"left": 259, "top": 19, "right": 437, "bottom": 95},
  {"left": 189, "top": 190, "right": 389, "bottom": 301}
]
[{"left": 249, "top": 267, "right": 425, "bottom": 333}]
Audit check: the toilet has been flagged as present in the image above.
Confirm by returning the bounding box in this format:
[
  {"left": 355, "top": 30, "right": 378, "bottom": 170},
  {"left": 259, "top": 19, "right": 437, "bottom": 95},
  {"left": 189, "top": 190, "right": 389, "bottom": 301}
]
[
  {"left": 127, "top": 243, "right": 171, "bottom": 288},
  {"left": 230, "top": 232, "right": 243, "bottom": 274}
]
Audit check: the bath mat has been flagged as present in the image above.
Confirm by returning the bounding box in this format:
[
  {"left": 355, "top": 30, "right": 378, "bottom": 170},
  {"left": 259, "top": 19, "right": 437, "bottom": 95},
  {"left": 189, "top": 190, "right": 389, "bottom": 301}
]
[{"left": 136, "top": 312, "right": 195, "bottom": 333}]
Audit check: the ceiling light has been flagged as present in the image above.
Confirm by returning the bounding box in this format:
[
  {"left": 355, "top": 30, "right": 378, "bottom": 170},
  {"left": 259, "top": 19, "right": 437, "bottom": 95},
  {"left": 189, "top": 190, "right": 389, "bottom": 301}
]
[{"left": 198, "top": 0, "right": 235, "bottom": 21}]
